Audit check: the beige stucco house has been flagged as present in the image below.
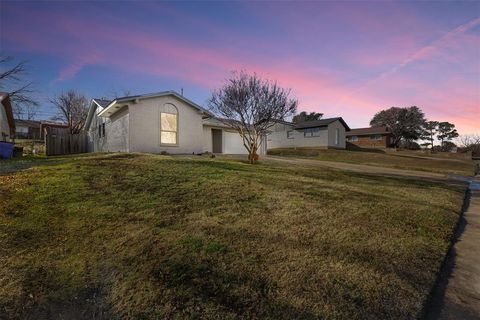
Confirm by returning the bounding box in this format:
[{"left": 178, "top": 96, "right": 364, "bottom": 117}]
[
  {"left": 84, "top": 91, "right": 266, "bottom": 155},
  {"left": 267, "top": 118, "right": 350, "bottom": 149}
]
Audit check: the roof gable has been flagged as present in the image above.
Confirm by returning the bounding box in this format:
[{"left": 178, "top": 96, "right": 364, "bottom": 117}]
[
  {"left": 98, "top": 91, "right": 211, "bottom": 118},
  {"left": 294, "top": 117, "right": 350, "bottom": 131},
  {"left": 346, "top": 126, "right": 390, "bottom": 136}
]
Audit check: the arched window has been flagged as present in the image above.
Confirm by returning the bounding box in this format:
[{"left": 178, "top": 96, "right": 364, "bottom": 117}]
[{"left": 160, "top": 103, "right": 178, "bottom": 145}]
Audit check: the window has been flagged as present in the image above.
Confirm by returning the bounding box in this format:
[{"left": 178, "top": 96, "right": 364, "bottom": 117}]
[
  {"left": 349, "top": 135, "right": 358, "bottom": 142},
  {"left": 287, "top": 130, "right": 294, "bottom": 139},
  {"left": 160, "top": 112, "right": 177, "bottom": 144},
  {"left": 102, "top": 123, "right": 105, "bottom": 137},
  {"left": 304, "top": 127, "right": 321, "bottom": 138},
  {"left": 335, "top": 128, "right": 339, "bottom": 145},
  {"left": 369, "top": 134, "right": 383, "bottom": 140}
]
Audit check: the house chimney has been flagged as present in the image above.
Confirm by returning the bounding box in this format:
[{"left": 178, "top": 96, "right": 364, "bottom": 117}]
[{"left": 181, "top": 88, "right": 184, "bottom": 96}]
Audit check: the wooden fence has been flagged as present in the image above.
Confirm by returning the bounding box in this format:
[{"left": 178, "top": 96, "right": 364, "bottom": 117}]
[{"left": 45, "top": 127, "right": 88, "bottom": 156}]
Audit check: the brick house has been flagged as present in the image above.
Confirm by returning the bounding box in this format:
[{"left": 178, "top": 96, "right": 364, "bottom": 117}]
[{"left": 346, "top": 126, "right": 394, "bottom": 148}]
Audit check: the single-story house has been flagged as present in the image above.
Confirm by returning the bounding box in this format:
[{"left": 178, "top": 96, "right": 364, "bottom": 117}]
[
  {"left": 15, "top": 120, "right": 69, "bottom": 140},
  {"left": 15, "top": 119, "right": 41, "bottom": 139},
  {"left": 346, "top": 126, "right": 394, "bottom": 148},
  {"left": 84, "top": 91, "right": 266, "bottom": 155},
  {"left": 0, "top": 93, "right": 15, "bottom": 142},
  {"left": 267, "top": 118, "right": 350, "bottom": 149},
  {"left": 40, "top": 121, "right": 69, "bottom": 139}
]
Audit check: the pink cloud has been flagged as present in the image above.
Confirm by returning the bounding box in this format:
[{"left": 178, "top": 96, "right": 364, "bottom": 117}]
[{"left": 3, "top": 4, "right": 479, "bottom": 135}]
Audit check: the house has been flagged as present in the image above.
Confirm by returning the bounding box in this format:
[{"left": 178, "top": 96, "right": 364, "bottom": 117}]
[
  {"left": 84, "top": 91, "right": 266, "bottom": 155},
  {"left": 267, "top": 117, "right": 350, "bottom": 150},
  {"left": 346, "top": 126, "right": 394, "bottom": 148},
  {"left": 0, "top": 93, "right": 15, "bottom": 142},
  {"left": 15, "top": 120, "right": 68, "bottom": 140},
  {"left": 15, "top": 119, "right": 41, "bottom": 139},
  {"left": 40, "top": 121, "right": 69, "bottom": 139}
]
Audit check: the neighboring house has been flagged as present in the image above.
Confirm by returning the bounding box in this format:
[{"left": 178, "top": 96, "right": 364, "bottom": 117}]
[
  {"left": 15, "top": 119, "right": 41, "bottom": 139},
  {"left": 14, "top": 120, "right": 68, "bottom": 139},
  {"left": 84, "top": 91, "right": 266, "bottom": 155},
  {"left": 40, "top": 121, "right": 69, "bottom": 138},
  {"left": 346, "top": 126, "right": 394, "bottom": 148},
  {"left": 267, "top": 118, "right": 350, "bottom": 149},
  {"left": 0, "top": 93, "right": 15, "bottom": 142}
]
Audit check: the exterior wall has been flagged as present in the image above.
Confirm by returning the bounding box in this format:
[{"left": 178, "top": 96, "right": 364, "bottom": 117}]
[
  {"left": 266, "top": 122, "right": 297, "bottom": 149},
  {"left": 202, "top": 126, "right": 212, "bottom": 153},
  {"left": 327, "top": 121, "right": 346, "bottom": 149},
  {"left": 267, "top": 124, "right": 334, "bottom": 149},
  {"left": 347, "top": 134, "right": 390, "bottom": 148},
  {"left": 16, "top": 126, "right": 40, "bottom": 139},
  {"left": 129, "top": 95, "right": 204, "bottom": 154},
  {"left": 202, "top": 124, "right": 266, "bottom": 155},
  {"left": 107, "top": 107, "right": 129, "bottom": 152},
  {"left": 88, "top": 106, "right": 129, "bottom": 152},
  {"left": 0, "top": 105, "right": 10, "bottom": 141}
]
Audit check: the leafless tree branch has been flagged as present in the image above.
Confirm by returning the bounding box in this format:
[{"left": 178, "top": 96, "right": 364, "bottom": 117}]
[
  {"left": 49, "top": 90, "right": 89, "bottom": 134},
  {"left": 208, "top": 71, "right": 297, "bottom": 164}
]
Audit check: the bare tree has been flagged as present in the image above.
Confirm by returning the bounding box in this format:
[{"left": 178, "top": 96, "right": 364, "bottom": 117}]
[
  {"left": 292, "top": 111, "right": 323, "bottom": 123},
  {"left": 0, "top": 56, "right": 39, "bottom": 119},
  {"left": 208, "top": 71, "right": 297, "bottom": 164},
  {"left": 50, "top": 90, "right": 89, "bottom": 134},
  {"left": 458, "top": 134, "right": 480, "bottom": 156},
  {"left": 109, "top": 89, "right": 132, "bottom": 99}
]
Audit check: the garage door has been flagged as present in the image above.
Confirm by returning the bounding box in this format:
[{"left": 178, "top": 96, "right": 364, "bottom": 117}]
[{"left": 224, "top": 131, "right": 248, "bottom": 154}]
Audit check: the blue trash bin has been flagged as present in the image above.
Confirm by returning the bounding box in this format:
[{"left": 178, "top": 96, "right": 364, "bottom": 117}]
[{"left": 0, "top": 141, "right": 14, "bottom": 159}]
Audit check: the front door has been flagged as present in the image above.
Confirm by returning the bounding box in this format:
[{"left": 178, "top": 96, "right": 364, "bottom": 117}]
[{"left": 212, "top": 129, "right": 222, "bottom": 153}]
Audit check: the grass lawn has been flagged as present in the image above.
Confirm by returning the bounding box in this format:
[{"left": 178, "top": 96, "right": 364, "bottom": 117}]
[
  {"left": 0, "top": 153, "right": 467, "bottom": 319},
  {"left": 267, "top": 148, "right": 476, "bottom": 176}
]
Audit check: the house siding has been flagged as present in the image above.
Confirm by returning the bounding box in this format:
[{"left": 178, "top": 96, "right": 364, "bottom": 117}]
[
  {"left": 202, "top": 124, "right": 266, "bottom": 155},
  {"left": 327, "top": 121, "right": 346, "bottom": 149},
  {"left": 128, "top": 95, "right": 204, "bottom": 154},
  {"left": 347, "top": 134, "right": 391, "bottom": 148},
  {"left": 267, "top": 120, "right": 347, "bottom": 149}
]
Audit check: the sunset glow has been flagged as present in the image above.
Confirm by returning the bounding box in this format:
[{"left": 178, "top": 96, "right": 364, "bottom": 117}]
[{"left": 1, "top": 1, "right": 479, "bottom": 133}]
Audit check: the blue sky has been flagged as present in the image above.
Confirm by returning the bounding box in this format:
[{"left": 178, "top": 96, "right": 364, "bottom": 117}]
[{"left": 1, "top": 1, "right": 479, "bottom": 133}]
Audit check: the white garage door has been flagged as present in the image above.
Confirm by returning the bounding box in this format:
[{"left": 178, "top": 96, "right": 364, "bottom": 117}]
[{"left": 224, "top": 131, "right": 248, "bottom": 154}]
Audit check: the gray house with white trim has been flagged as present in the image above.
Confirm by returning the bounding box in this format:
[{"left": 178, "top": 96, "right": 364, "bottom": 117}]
[
  {"left": 267, "top": 118, "right": 350, "bottom": 150},
  {"left": 84, "top": 91, "right": 266, "bottom": 155}
]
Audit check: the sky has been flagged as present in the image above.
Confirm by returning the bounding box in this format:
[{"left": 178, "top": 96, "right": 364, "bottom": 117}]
[{"left": 1, "top": 1, "right": 479, "bottom": 134}]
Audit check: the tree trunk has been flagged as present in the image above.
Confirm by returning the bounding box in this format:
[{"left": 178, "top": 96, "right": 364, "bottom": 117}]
[{"left": 248, "top": 141, "right": 259, "bottom": 164}]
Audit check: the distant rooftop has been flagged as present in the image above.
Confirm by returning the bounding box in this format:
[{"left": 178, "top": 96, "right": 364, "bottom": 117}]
[
  {"left": 294, "top": 117, "right": 350, "bottom": 131},
  {"left": 346, "top": 126, "right": 389, "bottom": 136}
]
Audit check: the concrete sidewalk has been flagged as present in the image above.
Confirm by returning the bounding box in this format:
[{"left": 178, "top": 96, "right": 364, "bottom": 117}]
[{"left": 426, "top": 175, "right": 480, "bottom": 319}]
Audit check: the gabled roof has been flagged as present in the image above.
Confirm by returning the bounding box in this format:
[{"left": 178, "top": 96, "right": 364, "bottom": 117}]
[
  {"left": 294, "top": 117, "right": 350, "bottom": 131},
  {"left": 346, "top": 126, "right": 390, "bottom": 136},
  {"left": 271, "top": 119, "right": 294, "bottom": 126},
  {"left": 0, "top": 93, "right": 16, "bottom": 135},
  {"left": 84, "top": 91, "right": 212, "bottom": 131},
  {"left": 92, "top": 99, "right": 111, "bottom": 108},
  {"left": 14, "top": 119, "right": 41, "bottom": 128},
  {"left": 97, "top": 91, "right": 211, "bottom": 118}
]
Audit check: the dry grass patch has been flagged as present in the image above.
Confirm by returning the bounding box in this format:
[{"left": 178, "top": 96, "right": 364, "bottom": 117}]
[
  {"left": 0, "top": 153, "right": 466, "bottom": 319},
  {"left": 268, "top": 148, "right": 475, "bottom": 176}
]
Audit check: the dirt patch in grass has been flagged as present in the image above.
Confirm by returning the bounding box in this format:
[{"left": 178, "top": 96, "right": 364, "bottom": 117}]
[{"left": 0, "top": 153, "right": 467, "bottom": 319}]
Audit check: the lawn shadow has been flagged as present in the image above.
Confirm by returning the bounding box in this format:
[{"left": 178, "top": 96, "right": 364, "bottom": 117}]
[{"left": 0, "top": 157, "right": 65, "bottom": 175}]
